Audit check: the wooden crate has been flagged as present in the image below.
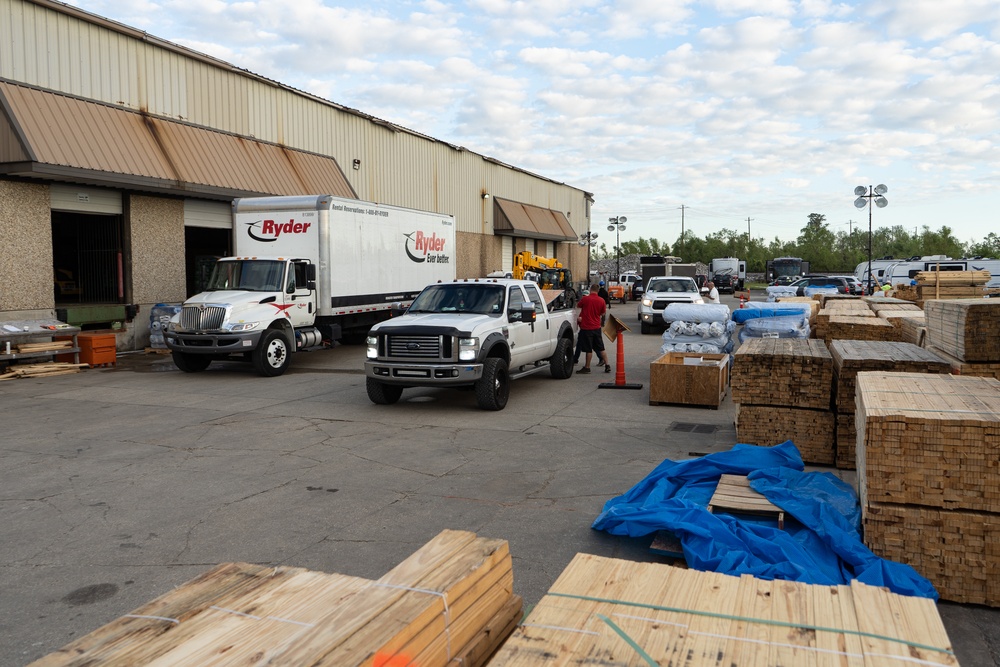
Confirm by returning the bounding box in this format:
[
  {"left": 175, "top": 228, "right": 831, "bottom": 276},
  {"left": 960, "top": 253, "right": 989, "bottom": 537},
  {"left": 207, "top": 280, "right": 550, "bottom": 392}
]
[
  {"left": 924, "top": 298, "right": 1000, "bottom": 362},
  {"left": 649, "top": 352, "right": 729, "bottom": 408},
  {"left": 864, "top": 503, "right": 1000, "bottom": 606},
  {"left": 856, "top": 372, "right": 1000, "bottom": 514},
  {"left": 30, "top": 530, "right": 519, "bottom": 667},
  {"left": 735, "top": 404, "right": 835, "bottom": 465},
  {"left": 488, "top": 553, "right": 958, "bottom": 666},
  {"left": 731, "top": 338, "right": 832, "bottom": 410},
  {"left": 830, "top": 341, "right": 952, "bottom": 413}
]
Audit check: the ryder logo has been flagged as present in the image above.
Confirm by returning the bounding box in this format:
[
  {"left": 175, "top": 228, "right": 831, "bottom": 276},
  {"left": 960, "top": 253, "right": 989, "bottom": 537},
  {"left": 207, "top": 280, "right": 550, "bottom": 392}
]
[
  {"left": 404, "top": 231, "right": 450, "bottom": 264},
  {"left": 246, "top": 219, "right": 312, "bottom": 242}
]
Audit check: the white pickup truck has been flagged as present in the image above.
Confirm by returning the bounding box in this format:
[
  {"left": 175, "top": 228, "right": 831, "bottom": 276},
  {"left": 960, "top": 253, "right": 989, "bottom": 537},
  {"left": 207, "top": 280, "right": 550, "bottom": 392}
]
[{"left": 364, "top": 279, "right": 578, "bottom": 410}]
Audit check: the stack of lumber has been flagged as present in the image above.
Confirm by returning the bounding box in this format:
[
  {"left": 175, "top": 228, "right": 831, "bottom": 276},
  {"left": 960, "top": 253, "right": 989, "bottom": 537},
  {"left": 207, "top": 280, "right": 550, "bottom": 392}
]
[
  {"left": 773, "top": 296, "right": 818, "bottom": 324},
  {"left": 813, "top": 300, "right": 873, "bottom": 340},
  {"left": 877, "top": 309, "right": 926, "bottom": 337},
  {"left": 900, "top": 316, "right": 928, "bottom": 347},
  {"left": 829, "top": 341, "right": 951, "bottom": 469},
  {"left": 14, "top": 339, "right": 73, "bottom": 353},
  {"left": 0, "top": 362, "right": 86, "bottom": 380},
  {"left": 488, "top": 553, "right": 958, "bottom": 666},
  {"left": 895, "top": 270, "right": 994, "bottom": 306},
  {"left": 866, "top": 299, "right": 923, "bottom": 314},
  {"left": 732, "top": 339, "right": 835, "bottom": 465},
  {"left": 924, "top": 299, "right": 1000, "bottom": 363},
  {"left": 857, "top": 372, "right": 1000, "bottom": 606},
  {"left": 31, "top": 529, "right": 521, "bottom": 667},
  {"left": 822, "top": 315, "right": 898, "bottom": 344}
]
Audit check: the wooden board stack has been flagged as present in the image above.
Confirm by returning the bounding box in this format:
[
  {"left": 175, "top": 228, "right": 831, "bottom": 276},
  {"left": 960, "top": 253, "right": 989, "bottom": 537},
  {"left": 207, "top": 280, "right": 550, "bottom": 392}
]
[
  {"left": 822, "top": 315, "right": 899, "bottom": 345},
  {"left": 31, "top": 529, "right": 521, "bottom": 667},
  {"left": 924, "top": 298, "right": 1000, "bottom": 364},
  {"left": 731, "top": 339, "right": 835, "bottom": 465},
  {"left": 829, "top": 341, "right": 951, "bottom": 469},
  {"left": 894, "top": 270, "right": 996, "bottom": 306},
  {"left": 0, "top": 361, "right": 86, "bottom": 380},
  {"left": 488, "top": 553, "right": 958, "bottom": 666},
  {"left": 856, "top": 372, "right": 1000, "bottom": 606}
]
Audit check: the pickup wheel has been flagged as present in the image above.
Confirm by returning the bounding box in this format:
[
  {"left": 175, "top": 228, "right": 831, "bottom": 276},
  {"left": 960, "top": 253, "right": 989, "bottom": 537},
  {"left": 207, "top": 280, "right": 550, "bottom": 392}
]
[
  {"left": 549, "top": 337, "right": 574, "bottom": 379},
  {"left": 475, "top": 358, "right": 510, "bottom": 410},
  {"left": 366, "top": 377, "right": 403, "bottom": 405},
  {"left": 172, "top": 351, "right": 212, "bottom": 373},
  {"left": 253, "top": 329, "right": 291, "bottom": 377},
  {"left": 640, "top": 321, "right": 652, "bottom": 335}
]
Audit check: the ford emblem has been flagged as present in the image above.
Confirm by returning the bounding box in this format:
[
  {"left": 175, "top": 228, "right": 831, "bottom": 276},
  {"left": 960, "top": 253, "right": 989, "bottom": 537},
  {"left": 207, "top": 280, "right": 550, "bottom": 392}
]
[{"left": 406, "top": 342, "right": 420, "bottom": 350}]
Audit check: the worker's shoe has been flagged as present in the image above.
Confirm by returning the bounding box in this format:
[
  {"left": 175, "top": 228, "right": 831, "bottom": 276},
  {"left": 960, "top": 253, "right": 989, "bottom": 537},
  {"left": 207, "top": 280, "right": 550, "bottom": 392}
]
[
  {"left": 604, "top": 364, "right": 611, "bottom": 373},
  {"left": 578, "top": 367, "right": 591, "bottom": 374}
]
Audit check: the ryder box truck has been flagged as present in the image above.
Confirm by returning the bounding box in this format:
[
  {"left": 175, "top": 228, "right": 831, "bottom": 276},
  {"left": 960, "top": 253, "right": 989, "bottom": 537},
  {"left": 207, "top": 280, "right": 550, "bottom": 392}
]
[{"left": 165, "top": 195, "right": 456, "bottom": 376}]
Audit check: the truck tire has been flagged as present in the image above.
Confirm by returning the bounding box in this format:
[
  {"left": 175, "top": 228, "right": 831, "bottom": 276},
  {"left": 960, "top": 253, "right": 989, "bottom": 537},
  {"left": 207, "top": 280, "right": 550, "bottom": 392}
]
[
  {"left": 640, "top": 321, "right": 651, "bottom": 335},
  {"left": 475, "top": 358, "right": 510, "bottom": 410},
  {"left": 253, "top": 329, "right": 291, "bottom": 377},
  {"left": 366, "top": 377, "right": 403, "bottom": 405},
  {"left": 172, "top": 351, "right": 212, "bottom": 372},
  {"left": 549, "top": 337, "right": 574, "bottom": 379}
]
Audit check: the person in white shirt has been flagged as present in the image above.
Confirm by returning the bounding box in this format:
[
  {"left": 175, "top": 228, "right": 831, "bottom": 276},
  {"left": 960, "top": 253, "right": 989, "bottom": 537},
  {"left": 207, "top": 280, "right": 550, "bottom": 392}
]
[{"left": 705, "top": 281, "right": 720, "bottom": 304}]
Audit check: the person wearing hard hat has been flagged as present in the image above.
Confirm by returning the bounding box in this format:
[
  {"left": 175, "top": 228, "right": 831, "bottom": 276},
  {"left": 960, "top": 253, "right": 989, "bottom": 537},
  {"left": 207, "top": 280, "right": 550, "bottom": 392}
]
[{"left": 597, "top": 281, "right": 610, "bottom": 307}]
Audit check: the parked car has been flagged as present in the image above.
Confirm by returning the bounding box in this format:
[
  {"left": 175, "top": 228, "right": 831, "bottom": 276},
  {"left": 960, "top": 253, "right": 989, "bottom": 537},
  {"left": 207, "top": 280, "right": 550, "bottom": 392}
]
[
  {"left": 770, "top": 275, "right": 799, "bottom": 287},
  {"left": 793, "top": 276, "right": 851, "bottom": 296},
  {"left": 831, "top": 275, "right": 865, "bottom": 295}
]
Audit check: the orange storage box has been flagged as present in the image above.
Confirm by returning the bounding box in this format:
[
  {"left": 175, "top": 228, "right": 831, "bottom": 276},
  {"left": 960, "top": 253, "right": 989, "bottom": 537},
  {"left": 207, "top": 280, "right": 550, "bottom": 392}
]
[{"left": 57, "top": 332, "right": 117, "bottom": 367}]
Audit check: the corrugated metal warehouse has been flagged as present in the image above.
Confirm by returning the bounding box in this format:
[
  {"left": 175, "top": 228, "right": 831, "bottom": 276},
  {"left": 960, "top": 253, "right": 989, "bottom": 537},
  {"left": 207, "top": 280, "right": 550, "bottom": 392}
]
[{"left": 0, "top": 0, "right": 593, "bottom": 350}]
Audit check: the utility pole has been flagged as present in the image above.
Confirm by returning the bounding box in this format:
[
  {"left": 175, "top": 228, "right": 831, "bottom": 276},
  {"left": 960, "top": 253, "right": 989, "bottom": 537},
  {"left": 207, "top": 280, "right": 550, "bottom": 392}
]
[{"left": 680, "top": 205, "right": 685, "bottom": 258}]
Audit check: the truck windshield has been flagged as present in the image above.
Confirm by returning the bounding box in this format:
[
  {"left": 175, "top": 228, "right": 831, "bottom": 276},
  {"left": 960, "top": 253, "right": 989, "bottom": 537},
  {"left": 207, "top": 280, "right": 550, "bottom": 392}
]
[
  {"left": 207, "top": 260, "right": 285, "bottom": 292},
  {"left": 408, "top": 284, "right": 505, "bottom": 315},
  {"left": 647, "top": 278, "right": 697, "bottom": 293}
]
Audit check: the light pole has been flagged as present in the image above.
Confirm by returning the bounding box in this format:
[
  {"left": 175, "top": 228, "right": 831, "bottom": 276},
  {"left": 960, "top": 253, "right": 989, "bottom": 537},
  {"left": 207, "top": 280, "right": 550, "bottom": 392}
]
[
  {"left": 853, "top": 184, "right": 888, "bottom": 295},
  {"left": 607, "top": 216, "right": 627, "bottom": 283},
  {"left": 579, "top": 230, "right": 598, "bottom": 283}
]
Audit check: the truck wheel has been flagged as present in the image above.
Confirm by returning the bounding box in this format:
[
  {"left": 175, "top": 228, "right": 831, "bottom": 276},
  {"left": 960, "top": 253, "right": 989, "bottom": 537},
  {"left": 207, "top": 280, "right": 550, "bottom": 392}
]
[
  {"left": 253, "top": 329, "right": 291, "bottom": 377},
  {"left": 475, "top": 358, "right": 510, "bottom": 410},
  {"left": 172, "top": 351, "right": 211, "bottom": 372},
  {"left": 549, "top": 337, "right": 574, "bottom": 379},
  {"left": 366, "top": 377, "right": 403, "bottom": 405},
  {"left": 640, "top": 321, "right": 651, "bottom": 335}
]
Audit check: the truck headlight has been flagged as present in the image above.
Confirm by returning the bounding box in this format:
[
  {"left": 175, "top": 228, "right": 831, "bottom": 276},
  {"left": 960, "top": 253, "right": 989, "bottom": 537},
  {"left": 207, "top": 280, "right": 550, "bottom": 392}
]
[
  {"left": 458, "top": 337, "right": 478, "bottom": 361},
  {"left": 641, "top": 297, "right": 653, "bottom": 307},
  {"left": 226, "top": 322, "right": 260, "bottom": 332},
  {"left": 366, "top": 335, "right": 378, "bottom": 359},
  {"left": 694, "top": 297, "right": 704, "bottom": 304}
]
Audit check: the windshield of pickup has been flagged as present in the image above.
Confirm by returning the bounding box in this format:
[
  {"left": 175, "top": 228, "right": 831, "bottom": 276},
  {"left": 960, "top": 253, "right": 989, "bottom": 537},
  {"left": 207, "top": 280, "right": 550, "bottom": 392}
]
[
  {"left": 646, "top": 278, "right": 698, "bottom": 293},
  {"left": 407, "top": 284, "right": 505, "bottom": 315},
  {"left": 207, "top": 260, "right": 286, "bottom": 292}
]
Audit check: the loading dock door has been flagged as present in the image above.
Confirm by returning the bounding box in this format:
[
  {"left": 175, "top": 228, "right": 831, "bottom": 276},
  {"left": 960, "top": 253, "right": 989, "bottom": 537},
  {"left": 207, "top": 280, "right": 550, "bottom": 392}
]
[
  {"left": 50, "top": 186, "right": 125, "bottom": 308},
  {"left": 183, "top": 200, "right": 232, "bottom": 296}
]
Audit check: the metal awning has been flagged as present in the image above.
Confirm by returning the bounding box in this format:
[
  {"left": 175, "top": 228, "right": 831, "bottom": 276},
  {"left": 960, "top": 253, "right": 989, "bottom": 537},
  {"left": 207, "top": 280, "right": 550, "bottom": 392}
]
[
  {"left": 493, "top": 197, "right": 576, "bottom": 242},
  {"left": 0, "top": 80, "right": 356, "bottom": 200}
]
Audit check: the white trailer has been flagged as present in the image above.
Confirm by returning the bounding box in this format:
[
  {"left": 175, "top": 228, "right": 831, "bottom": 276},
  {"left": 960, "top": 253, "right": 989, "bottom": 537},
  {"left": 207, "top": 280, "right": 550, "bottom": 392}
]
[
  {"left": 166, "top": 195, "right": 456, "bottom": 376},
  {"left": 709, "top": 257, "right": 746, "bottom": 292}
]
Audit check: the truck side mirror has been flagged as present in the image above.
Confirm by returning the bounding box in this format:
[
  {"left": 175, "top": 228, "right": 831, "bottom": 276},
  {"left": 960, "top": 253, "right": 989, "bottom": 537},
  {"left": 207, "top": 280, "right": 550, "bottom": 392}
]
[
  {"left": 520, "top": 303, "right": 536, "bottom": 323},
  {"left": 305, "top": 264, "right": 317, "bottom": 291},
  {"left": 390, "top": 302, "right": 408, "bottom": 316}
]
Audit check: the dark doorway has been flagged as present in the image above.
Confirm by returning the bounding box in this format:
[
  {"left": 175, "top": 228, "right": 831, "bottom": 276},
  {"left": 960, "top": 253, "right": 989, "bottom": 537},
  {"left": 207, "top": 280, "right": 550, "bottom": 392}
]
[
  {"left": 51, "top": 211, "right": 125, "bottom": 305},
  {"left": 184, "top": 227, "right": 231, "bottom": 297}
]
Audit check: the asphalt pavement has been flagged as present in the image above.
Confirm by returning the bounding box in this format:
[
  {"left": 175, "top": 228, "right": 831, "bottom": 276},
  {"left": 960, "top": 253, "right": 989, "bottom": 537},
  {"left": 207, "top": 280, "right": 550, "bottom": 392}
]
[{"left": 1, "top": 291, "right": 997, "bottom": 665}]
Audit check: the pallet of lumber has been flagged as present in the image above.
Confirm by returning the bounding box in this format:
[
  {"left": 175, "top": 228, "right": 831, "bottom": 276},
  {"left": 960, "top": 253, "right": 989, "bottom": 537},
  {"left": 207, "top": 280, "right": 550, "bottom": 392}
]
[
  {"left": 731, "top": 338, "right": 832, "bottom": 409},
  {"left": 856, "top": 372, "right": 1000, "bottom": 514},
  {"left": 925, "top": 345, "right": 1000, "bottom": 379},
  {"left": 835, "top": 413, "right": 856, "bottom": 470},
  {"left": 823, "top": 315, "right": 899, "bottom": 344},
  {"left": 867, "top": 300, "right": 923, "bottom": 314},
  {"left": 914, "top": 270, "right": 991, "bottom": 286},
  {"left": 736, "top": 404, "right": 835, "bottom": 465},
  {"left": 30, "top": 529, "right": 519, "bottom": 667},
  {"left": 487, "top": 553, "right": 958, "bottom": 666},
  {"left": 877, "top": 309, "right": 926, "bottom": 332},
  {"left": 864, "top": 503, "right": 1000, "bottom": 606},
  {"left": 924, "top": 298, "right": 1000, "bottom": 362},
  {"left": 830, "top": 341, "right": 952, "bottom": 413},
  {"left": 0, "top": 362, "right": 86, "bottom": 380},
  {"left": 900, "top": 317, "right": 927, "bottom": 347}
]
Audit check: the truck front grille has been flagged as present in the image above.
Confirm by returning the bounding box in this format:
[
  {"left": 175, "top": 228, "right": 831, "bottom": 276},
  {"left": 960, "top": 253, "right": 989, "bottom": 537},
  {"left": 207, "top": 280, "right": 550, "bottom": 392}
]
[
  {"left": 386, "top": 334, "right": 451, "bottom": 360},
  {"left": 180, "top": 306, "right": 227, "bottom": 330},
  {"left": 653, "top": 299, "right": 693, "bottom": 310}
]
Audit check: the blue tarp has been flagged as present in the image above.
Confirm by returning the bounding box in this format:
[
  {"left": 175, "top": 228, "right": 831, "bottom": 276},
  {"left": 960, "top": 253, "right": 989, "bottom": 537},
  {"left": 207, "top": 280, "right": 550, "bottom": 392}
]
[
  {"left": 592, "top": 441, "right": 938, "bottom": 599},
  {"left": 732, "top": 302, "right": 812, "bottom": 324}
]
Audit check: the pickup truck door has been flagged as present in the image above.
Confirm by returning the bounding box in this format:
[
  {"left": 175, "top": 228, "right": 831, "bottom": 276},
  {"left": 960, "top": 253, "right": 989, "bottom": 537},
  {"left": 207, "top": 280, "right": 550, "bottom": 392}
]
[
  {"left": 505, "top": 285, "right": 536, "bottom": 368},
  {"left": 521, "top": 283, "right": 555, "bottom": 359}
]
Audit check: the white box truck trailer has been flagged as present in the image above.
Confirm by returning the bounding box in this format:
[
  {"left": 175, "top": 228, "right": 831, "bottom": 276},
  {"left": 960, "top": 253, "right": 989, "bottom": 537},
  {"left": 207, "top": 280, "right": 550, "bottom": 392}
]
[{"left": 165, "top": 194, "right": 456, "bottom": 376}]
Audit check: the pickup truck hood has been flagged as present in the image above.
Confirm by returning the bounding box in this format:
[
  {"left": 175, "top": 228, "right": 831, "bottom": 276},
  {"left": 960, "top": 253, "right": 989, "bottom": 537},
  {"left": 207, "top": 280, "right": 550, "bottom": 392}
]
[{"left": 374, "top": 312, "right": 501, "bottom": 335}]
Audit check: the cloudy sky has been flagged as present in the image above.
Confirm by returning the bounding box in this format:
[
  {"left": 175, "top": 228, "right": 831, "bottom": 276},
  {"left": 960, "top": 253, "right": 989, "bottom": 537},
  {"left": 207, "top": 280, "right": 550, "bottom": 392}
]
[{"left": 70, "top": 0, "right": 999, "bottom": 248}]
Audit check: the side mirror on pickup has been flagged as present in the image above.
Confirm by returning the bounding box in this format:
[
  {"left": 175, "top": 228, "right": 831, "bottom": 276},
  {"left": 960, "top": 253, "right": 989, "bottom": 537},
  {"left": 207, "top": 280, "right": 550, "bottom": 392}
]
[
  {"left": 390, "top": 302, "right": 408, "bottom": 317},
  {"left": 516, "top": 302, "right": 537, "bottom": 323}
]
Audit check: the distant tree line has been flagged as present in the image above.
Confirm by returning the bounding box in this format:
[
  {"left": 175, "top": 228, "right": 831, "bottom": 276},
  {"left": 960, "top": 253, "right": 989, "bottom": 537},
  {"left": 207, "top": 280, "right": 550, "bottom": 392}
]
[{"left": 589, "top": 214, "right": 1000, "bottom": 273}]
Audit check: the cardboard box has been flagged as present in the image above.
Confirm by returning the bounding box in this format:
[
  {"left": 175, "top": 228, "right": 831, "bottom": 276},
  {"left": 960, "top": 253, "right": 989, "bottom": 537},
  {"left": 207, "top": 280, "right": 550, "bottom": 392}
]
[{"left": 649, "top": 352, "right": 729, "bottom": 408}]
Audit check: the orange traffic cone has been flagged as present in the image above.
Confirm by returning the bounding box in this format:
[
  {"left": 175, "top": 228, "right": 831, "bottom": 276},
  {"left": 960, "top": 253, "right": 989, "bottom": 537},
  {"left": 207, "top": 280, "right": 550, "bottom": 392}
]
[{"left": 739, "top": 292, "right": 746, "bottom": 308}]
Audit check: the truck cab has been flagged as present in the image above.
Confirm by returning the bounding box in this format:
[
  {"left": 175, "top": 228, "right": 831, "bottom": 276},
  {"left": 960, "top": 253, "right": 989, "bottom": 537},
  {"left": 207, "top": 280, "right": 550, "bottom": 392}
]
[{"left": 165, "top": 256, "right": 321, "bottom": 376}]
